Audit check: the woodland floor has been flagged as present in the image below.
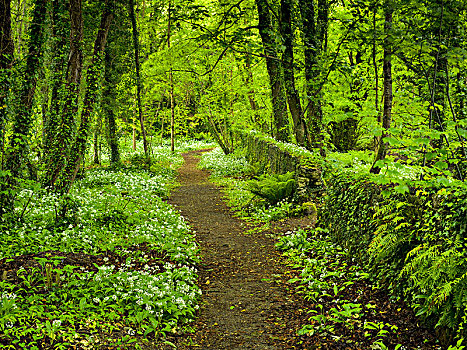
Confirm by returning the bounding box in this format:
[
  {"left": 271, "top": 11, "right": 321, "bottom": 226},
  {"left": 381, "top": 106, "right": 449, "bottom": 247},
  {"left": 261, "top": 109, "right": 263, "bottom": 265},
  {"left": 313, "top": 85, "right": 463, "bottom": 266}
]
[
  {"left": 162, "top": 150, "right": 440, "bottom": 350},
  {"left": 164, "top": 149, "right": 313, "bottom": 350},
  {"left": 0, "top": 149, "right": 442, "bottom": 349}
]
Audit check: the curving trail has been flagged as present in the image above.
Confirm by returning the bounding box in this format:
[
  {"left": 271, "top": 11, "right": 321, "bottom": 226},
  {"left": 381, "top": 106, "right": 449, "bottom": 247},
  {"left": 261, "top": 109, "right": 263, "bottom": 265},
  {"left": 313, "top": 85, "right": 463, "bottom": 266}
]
[{"left": 165, "top": 149, "right": 310, "bottom": 350}]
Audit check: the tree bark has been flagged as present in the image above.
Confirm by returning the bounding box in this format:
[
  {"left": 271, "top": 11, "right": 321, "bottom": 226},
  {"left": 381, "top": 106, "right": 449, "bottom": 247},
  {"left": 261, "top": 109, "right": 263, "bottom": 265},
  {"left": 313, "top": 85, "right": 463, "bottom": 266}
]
[
  {"left": 298, "top": 0, "right": 325, "bottom": 148},
  {"left": 104, "top": 49, "right": 120, "bottom": 166},
  {"left": 168, "top": 0, "right": 175, "bottom": 152},
  {"left": 1, "top": 0, "right": 46, "bottom": 213},
  {"left": 255, "top": 0, "right": 289, "bottom": 141},
  {"left": 244, "top": 53, "right": 260, "bottom": 124},
  {"left": 317, "top": 0, "right": 328, "bottom": 51},
  {"left": 0, "top": 0, "right": 14, "bottom": 216},
  {"left": 370, "top": 1, "right": 393, "bottom": 174},
  {"left": 280, "top": 0, "right": 306, "bottom": 146},
  {"left": 0, "top": 0, "right": 14, "bottom": 149},
  {"left": 129, "top": 0, "right": 148, "bottom": 159},
  {"left": 56, "top": 0, "right": 114, "bottom": 194},
  {"left": 42, "top": 0, "right": 83, "bottom": 188}
]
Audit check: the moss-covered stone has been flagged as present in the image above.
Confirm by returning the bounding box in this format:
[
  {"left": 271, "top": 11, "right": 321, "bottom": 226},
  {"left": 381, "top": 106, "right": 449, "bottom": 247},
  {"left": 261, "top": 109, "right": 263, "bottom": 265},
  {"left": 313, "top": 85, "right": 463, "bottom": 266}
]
[{"left": 234, "top": 129, "right": 324, "bottom": 201}]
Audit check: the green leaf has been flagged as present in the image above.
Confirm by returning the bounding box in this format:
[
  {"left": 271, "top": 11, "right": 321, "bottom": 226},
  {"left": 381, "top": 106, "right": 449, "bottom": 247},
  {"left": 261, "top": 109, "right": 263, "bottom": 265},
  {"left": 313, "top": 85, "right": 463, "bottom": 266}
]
[
  {"left": 394, "top": 184, "right": 409, "bottom": 194},
  {"left": 434, "top": 161, "right": 448, "bottom": 170}
]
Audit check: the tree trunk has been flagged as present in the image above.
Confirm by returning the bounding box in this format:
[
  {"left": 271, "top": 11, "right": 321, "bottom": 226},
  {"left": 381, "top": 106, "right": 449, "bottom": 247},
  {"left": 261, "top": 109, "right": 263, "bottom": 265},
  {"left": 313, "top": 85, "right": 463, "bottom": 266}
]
[
  {"left": 129, "top": 0, "right": 148, "bottom": 159},
  {"left": 317, "top": 0, "right": 329, "bottom": 51},
  {"left": 0, "top": 0, "right": 14, "bottom": 216},
  {"left": 372, "top": 4, "right": 380, "bottom": 150},
  {"left": 42, "top": 0, "right": 67, "bottom": 153},
  {"left": 0, "top": 0, "right": 14, "bottom": 151},
  {"left": 93, "top": 114, "right": 101, "bottom": 165},
  {"left": 244, "top": 53, "right": 260, "bottom": 124},
  {"left": 1, "top": 0, "right": 46, "bottom": 213},
  {"left": 255, "top": 0, "right": 289, "bottom": 141},
  {"left": 42, "top": 0, "right": 83, "bottom": 188},
  {"left": 370, "top": 1, "right": 393, "bottom": 174},
  {"left": 104, "top": 49, "right": 120, "bottom": 166},
  {"left": 280, "top": 0, "right": 306, "bottom": 146},
  {"left": 56, "top": 0, "right": 114, "bottom": 194},
  {"left": 168, "top": 0, "right": 175, "bottom": 152},
  {"left": 298, "top": 0, "right": 324, "bottom": 148}
]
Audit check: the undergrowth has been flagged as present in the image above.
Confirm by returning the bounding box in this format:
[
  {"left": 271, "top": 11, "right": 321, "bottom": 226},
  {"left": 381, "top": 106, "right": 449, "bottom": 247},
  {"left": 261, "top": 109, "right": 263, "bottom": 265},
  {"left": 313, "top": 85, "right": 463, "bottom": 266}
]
[
  {"left": 277, "top": 227, "right": 442, "bottom": 350},
  {"left": 321, "top": 174, "right": 467, "bottom": 347},
  {"left": 0, "top": 139, "right": 210, "bottom": 349},
  {"left": 198, "top": 148, "right": 300, "bottom": 223}
]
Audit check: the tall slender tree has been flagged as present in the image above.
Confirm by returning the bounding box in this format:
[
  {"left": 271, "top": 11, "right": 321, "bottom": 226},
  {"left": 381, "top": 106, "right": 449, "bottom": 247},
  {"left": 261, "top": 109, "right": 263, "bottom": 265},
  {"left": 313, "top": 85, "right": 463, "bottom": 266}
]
[
  {"left": 255, "top": 0, "right": 289, "bottom": 141},
  {"left": 56, "top": 0, "right": 114, "bottom": 194},
  {"left": 1, "top": 0, "right": 47, "bottom": 213},
  {"left": 42, "top": 0, "right": 84, "bottom": 188},
  {"left": 103, "top": 48, "right": 120, "bottom": 166},
  {"left": 0, "top": 0, "right": 14, "bottom": 152},
  {"left": 129, "top": 0, "right": 148, "bottom": 158},
  {"left": 280, "top": 0, "right": 307, "bottom": 146},
  {"left": 370, "top": 0, "right": 393, "bottom": 174},
  {"left": 168, "top": 0, "right": 175, "bottom": 152},
  {"left": 298, "top": 0, "right": 328, "bottom": 148}
]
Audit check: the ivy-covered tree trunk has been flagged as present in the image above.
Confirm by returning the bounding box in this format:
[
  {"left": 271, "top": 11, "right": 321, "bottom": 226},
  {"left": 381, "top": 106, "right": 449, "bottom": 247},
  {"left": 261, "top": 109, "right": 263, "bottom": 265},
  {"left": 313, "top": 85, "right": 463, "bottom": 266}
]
[
  {"left": 56, "top": 0, "right": 114, "bottom": 194},
  {"left": 42, "top": 0, "right": 69, "bottom": 154},
  {"left": 0, "top": 0, "right": 14, "bottom": 217},
  {"left": 255, "top": 0, "right": 289, "bottom": 142},
  {"left": 104, "top": 49, "right": 120, "bottom": 166},
  {"left": 1, "top": 0, "right": 46, "bottom": 213},
  {"left": 298, "top": 0, "right": 327, "bottom": 148},
  {"left": 0, "top": 0, "right": 13, "bottom": 150},
  {"left": 93, "top": 115, "right": 101, "bottom": 165},
  {"left": 42, "top": 0, "right": 83, "bottom": 188},
  {"left": 129, "top": 0, "right": 148, "bottom": 158},
  {"left": 370, "top": 1, "right": 393, "bottom": 174},
  {"left": 167, "top": 0, "right": 175, "bottom": 153},
  {"left": 280, "top": 0, "right": 307, "bottom": 147}
]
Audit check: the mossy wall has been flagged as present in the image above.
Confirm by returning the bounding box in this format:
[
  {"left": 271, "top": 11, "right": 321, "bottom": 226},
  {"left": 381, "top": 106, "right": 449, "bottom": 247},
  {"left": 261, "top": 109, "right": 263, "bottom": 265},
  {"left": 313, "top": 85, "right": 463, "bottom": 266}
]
[{"left": 235, "top": 130, "right": 323, "bottom": 201}]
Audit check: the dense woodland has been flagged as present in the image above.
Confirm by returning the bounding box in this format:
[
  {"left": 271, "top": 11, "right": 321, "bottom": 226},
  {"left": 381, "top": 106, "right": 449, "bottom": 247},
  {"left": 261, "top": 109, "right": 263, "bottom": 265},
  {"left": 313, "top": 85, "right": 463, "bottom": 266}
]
[
  {"left": 1, "top": 0, "right": 467, "bottom": 348},
  {"left": 2, "top": 0, "right": 467, "bottom": 194}
]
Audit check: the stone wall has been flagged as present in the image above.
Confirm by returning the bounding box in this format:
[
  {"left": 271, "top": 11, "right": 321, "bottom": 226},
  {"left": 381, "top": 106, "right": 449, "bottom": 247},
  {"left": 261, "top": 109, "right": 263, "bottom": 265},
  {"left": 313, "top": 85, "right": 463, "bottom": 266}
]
[{"left": 235, "top": 130, "right": 324, "bottom": 201}]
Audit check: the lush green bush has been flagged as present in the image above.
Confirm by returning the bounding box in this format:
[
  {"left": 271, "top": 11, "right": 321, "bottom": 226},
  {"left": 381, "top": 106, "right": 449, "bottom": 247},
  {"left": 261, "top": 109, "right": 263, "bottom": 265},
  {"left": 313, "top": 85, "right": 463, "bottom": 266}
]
[
  {"left": 321, "top": 174, "right": 467, "bottom": 344},
  {"left": 199, "top": 148, "right": 297, "bottom": 223},
  {"left": 198, "top": 148, "right": 251, "bottom": 178}
]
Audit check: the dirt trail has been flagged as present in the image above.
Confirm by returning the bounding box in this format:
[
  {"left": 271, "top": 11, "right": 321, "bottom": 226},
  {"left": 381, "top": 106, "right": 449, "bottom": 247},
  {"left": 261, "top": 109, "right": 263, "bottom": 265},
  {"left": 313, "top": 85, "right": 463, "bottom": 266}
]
[{"left": 166, "top": 149, "right": 310, "bottom": 349}]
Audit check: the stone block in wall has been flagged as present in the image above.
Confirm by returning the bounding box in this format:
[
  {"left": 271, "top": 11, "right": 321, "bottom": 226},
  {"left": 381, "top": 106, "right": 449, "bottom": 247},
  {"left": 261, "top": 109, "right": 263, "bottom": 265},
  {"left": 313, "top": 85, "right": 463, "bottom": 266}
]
[{"left": 295, "top": 166, "right": 324, "bottom": 201}]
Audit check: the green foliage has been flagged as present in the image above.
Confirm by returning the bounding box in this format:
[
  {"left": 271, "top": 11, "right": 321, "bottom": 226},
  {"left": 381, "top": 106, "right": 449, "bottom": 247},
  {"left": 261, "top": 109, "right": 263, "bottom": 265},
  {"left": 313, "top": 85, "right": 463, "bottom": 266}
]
[
  {"left": 321, "top": 173, "right": 467, "bottom": 343},
  {"left": 199, "top": 148, "right": 297, "bottom": 223},
  {"left": 0, "top": 146, "right": 200, "bottom": 348},
  {"left": 247, "top": 172, "right": 295, "bottom": 205},
  {"left": 198, "top": 148, "right": 252, "bottom": 178}
]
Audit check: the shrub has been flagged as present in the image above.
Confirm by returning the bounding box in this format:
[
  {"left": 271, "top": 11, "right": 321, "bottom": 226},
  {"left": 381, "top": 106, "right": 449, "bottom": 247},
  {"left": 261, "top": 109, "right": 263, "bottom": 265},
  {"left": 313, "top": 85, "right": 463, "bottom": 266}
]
[{"left": 320, "top": 174, "right": 467, "bottom": 344}]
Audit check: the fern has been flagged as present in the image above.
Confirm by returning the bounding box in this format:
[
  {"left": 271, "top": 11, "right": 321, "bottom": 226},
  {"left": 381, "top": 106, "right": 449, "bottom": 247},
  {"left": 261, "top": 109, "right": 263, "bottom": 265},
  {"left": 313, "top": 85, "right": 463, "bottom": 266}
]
[{"left": 247, "top": 172, "right": 295, "bottom": 204}]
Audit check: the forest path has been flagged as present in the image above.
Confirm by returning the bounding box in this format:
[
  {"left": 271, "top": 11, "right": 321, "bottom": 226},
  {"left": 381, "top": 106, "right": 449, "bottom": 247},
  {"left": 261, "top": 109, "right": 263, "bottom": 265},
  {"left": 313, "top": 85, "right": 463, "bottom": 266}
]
[{"left": 165, "top": 149, "right": 310, "bottom": 350}]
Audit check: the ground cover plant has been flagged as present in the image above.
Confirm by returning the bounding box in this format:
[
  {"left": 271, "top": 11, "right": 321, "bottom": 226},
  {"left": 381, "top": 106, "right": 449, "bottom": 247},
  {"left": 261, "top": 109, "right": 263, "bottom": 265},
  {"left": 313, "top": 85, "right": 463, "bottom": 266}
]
[
  {"left": 277, "top": 228, "right": 442, "bottom": 349},
  {"left": 0, "top": 141, "right": 209, "bottom": 349},
  {"left": 200, "top": 141, "right": 466, "bottom": 349},
  {"left": 198, "top": 148, "right": 299, "bottom": 224}
]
